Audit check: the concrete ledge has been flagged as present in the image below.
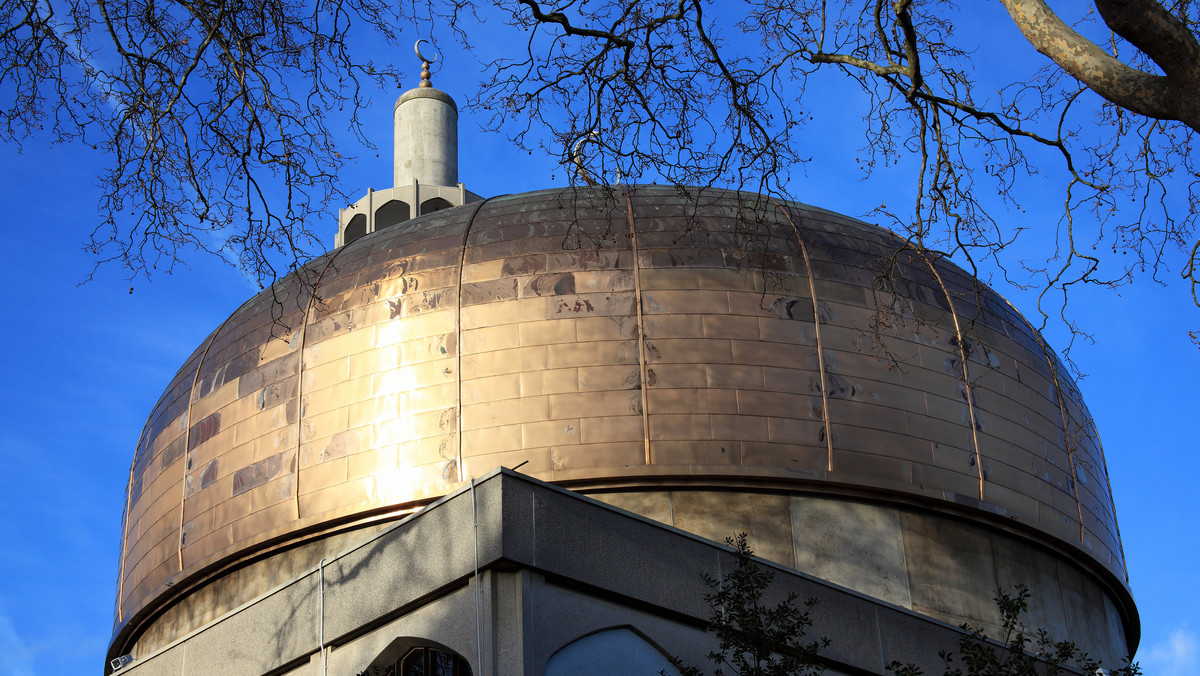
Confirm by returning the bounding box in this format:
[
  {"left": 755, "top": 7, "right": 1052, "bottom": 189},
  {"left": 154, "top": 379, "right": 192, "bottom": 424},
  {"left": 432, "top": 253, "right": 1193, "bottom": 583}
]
[{"left": 113, "top": 469, "right": 1099, "bottom": 676}]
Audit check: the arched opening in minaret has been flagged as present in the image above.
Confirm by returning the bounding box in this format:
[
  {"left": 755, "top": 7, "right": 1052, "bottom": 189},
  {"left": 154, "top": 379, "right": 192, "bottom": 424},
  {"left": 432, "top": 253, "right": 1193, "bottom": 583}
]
[
  {"left": 376, "top": 200, "right": 411, "bottom": 230},
  {"left": 420, "top": 197, "right": 453, "bottom": 216},
  {"left": 344, "top": 213, "right": 367, "bottom": 244}
]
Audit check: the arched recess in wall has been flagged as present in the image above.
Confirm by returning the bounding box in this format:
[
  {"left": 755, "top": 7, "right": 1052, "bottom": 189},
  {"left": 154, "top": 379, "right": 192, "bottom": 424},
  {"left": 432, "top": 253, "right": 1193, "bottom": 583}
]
[
  {"left": 421, "top": 197, "right": 453, "bottom": 216},
  {"left": 344, "top": 213, "right": 367, "bottom": 244},
  {"left": 358, "top": 637, "right": 473, "bottom": 676},
  {"left": 545, "top": 626, "right": 681, "bottom": 676},
  {"left": 376, "top": 199, "right": 411, "bottom": 230}
]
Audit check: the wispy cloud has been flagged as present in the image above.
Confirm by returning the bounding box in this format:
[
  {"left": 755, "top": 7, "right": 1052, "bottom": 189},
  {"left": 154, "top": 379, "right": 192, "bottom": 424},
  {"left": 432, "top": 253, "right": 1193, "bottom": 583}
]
[
  {"left": 0, "top": 605, "right": 35, "bottom": 676},
  {"left": 1142, "top": 624, "right": 1199, "bottom": 676}
]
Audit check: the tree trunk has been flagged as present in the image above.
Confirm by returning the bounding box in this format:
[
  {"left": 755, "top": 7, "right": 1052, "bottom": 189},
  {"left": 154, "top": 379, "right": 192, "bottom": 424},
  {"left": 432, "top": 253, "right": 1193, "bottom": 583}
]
[{"left": 999, "top": 0, "right": 1200, "bottom": 131}]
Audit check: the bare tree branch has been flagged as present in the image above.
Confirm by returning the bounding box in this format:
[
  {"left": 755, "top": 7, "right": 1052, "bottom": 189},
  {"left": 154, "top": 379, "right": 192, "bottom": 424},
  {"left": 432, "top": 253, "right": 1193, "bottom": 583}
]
[
  {"left": 1, "top": 0, "right": 1196, "bottom": 355},
  {"left": 0, "top": 0, "right": 410, "bottom": 288},
  {"left": 996, "top": 0, "right": 1200, "bottom": 141}
]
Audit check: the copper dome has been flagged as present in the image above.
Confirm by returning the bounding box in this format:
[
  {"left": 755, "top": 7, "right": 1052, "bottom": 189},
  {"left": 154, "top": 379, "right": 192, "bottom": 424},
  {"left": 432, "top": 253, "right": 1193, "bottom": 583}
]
[{"left": 113, "top": 185, "right": 1133, "bottom": 661}]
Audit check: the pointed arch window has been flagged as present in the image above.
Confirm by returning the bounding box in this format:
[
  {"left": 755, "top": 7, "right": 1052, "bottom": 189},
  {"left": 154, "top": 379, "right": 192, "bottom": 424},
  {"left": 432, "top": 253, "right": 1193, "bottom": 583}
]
[
  {"left": 397, "top": 646, "right": 471, "bottom": 676},
  {"left": 545, "top": 626, "right": 680, "bottom": 676},
  {"left": 357, "top": 639, "right": 472, "bottom": 676}
]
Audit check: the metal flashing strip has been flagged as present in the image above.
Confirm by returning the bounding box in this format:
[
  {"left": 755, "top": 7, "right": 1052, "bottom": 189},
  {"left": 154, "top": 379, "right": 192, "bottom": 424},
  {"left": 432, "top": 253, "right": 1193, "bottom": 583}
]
[
  {"left": 773, "top": 200, "right": 834, "bottom": 471},
  {"left": 1036, "top": 335, "right": 1087, "bottom": 544},
  {"left": 116, "top": 420, "right": 150, "bottom": 621},
  {"left": 622, "top": 187, "right": 653, "bottom": 466},
  {"left": 178, "top": 326, "right": 226, "bottom": 574},
  {"left": 1089, "top": 422, "right": 1128, "bottom": 578},
  {"left": 919, "top": 252, "right": 985, "bottom": 500},
  {"left": 456, "top": 199, "right": 492, "bottom": 483},
  {"left": 125, "top": 281, "right": 275, "bottom": 624},
  {"left": 295, "top": 251, "right": 349, "bottom": 520},
  {"left": 997, "top": 294, "right": 1093, "bottom": 550}
]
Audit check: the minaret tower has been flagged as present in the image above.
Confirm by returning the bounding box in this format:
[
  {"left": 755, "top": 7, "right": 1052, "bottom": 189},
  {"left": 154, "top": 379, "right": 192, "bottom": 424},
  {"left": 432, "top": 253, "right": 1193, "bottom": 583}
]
[
  {"left": 336, "top": 42, "right": 481, "bottom": 247},
  {"left": 394, "top": 42, "right": 458, "bottom": 188}
]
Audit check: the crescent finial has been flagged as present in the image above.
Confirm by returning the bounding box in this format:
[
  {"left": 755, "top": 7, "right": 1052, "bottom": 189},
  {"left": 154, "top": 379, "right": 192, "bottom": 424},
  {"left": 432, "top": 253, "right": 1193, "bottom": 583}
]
[
  {"left": 571, "top": 132, "right": 600, "bottom": 187},
  {"left": 415, "top": 40, "right": 438, "bottom": 88}
]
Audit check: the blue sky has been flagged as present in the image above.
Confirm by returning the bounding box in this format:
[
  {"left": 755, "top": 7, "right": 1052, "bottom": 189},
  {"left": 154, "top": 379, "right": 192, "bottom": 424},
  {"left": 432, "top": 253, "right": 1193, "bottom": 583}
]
[{"left": 0, "top": 3, "right": 1197, "bottom": 675}]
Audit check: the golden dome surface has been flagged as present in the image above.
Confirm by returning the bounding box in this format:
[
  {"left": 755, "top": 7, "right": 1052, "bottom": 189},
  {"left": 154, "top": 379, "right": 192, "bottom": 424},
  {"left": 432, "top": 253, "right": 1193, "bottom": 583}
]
[{"left": 115, "top": 185, "right": 1129, "bottom": 653}]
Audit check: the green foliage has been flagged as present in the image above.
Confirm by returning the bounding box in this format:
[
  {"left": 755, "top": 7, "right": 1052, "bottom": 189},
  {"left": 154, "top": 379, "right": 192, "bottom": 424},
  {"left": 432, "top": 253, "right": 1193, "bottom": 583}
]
[
  {"left": 674, "top": 533, "right": 828, "bottom": 676},
  {"left": 885, "top": 585, "right": 1140, "bottom": 676}
]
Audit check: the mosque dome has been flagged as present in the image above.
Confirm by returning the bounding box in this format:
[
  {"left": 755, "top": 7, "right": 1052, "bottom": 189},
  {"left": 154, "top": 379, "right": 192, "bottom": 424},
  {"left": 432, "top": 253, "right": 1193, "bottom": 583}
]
[{"left": 112, "top": 184, "right": 1135, "bottom": 666}]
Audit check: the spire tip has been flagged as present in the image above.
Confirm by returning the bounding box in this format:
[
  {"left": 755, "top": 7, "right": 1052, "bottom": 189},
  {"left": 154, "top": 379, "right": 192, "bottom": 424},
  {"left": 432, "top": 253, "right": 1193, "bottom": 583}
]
[{"left": 415, "top": 40, "right": 438, "bottom": 88}]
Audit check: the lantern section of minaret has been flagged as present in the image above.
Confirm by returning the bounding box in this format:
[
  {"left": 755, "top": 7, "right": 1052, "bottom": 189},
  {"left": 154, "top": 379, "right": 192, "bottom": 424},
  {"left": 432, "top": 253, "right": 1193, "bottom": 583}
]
[{"left": 336, "top": 41, "right": 481, "bottom": 247}]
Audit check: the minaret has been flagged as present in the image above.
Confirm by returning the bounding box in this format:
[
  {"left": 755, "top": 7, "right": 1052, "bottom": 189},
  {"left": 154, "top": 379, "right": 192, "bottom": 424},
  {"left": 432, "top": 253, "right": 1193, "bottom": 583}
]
[
  {"left": 393, "top": 44, "right": 458, "bottom": 188},
  {"left": 336, "top": 42, "right": 480, "bottom": 247}
]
